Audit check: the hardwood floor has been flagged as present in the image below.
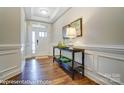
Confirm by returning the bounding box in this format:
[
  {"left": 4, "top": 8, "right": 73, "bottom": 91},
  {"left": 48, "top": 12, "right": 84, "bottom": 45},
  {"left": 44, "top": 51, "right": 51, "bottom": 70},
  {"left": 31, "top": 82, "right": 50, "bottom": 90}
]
[{"left": 6, "top": 57, "right": 98, "bottom": 85}]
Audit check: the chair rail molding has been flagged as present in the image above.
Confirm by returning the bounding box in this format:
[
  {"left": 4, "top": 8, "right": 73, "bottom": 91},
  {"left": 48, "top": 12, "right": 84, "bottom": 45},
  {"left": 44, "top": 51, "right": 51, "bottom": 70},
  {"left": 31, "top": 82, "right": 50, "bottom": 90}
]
[
  {"left": 74, "top": 44, "right": 124, "bottom": 54},
  {"left": 0, "top": 44, "right": 21, "bottom": 51}
]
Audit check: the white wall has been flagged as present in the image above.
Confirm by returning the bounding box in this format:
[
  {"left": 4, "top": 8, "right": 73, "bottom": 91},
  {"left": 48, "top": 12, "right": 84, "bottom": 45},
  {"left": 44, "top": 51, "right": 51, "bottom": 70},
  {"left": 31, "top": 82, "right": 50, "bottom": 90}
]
[
  {"left": 20, "top": 8, "right": 26, "bottom": 72},
  {"left": 52, "top": 7, "right": 124, "bottom": 84}
]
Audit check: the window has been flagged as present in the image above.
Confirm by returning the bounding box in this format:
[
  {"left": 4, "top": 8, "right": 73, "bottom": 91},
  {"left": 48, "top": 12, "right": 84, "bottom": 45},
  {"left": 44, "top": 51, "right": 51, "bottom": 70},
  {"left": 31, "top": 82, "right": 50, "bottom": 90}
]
[
  {"left": 32, "top": 23, "right": 47, "bottom": 38},
  {"left": 39, "top": 31, "right": 47, "bottom": 38},
  {"left": 32, "top": 31, "right": 36, "bottom": 54},
  {"left": 39, "top": 32, "right": 42, "bottom": 37}
]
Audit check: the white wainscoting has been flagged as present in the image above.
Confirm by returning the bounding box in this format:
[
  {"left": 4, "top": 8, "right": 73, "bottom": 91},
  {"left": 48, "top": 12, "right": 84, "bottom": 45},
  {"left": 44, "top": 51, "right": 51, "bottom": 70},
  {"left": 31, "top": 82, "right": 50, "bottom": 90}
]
[
  {"left": 0, "top": 44, "right": 21, "bottom": 80},
  {"left": 74, "top": 45, "right": 124, "bottom": 85}
]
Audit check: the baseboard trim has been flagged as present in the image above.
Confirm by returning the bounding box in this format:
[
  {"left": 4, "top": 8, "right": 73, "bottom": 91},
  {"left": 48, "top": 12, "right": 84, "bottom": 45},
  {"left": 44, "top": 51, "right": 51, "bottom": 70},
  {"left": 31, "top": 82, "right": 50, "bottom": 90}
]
[
  {"left": 0, "top": 66, "right": 21, "bottom": 80},
  {"left": 25, "top": 55, "right": 34, "bottom": 59},
  {"left": 25, "top": 55, "right": 50, "bottom": 59},
  {"left": 85, "top": 70, "right": 107, "bottom": 85},
  {"left": 85, "top": 69, "right": 122, "bottom": 85}
]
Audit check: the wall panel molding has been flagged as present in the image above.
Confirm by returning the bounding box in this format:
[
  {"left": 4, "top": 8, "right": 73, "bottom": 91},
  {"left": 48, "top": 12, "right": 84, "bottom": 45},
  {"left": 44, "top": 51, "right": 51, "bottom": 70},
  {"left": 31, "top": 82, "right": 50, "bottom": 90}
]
[
  {"left": 0, "top": 44, "right": 21, "bottom": 80},
  {"left": 76, "top": 44, "right": 124, "bottom": 85},
  {"left": 84, "top": 50, "right": 124, "bottom": 85}
]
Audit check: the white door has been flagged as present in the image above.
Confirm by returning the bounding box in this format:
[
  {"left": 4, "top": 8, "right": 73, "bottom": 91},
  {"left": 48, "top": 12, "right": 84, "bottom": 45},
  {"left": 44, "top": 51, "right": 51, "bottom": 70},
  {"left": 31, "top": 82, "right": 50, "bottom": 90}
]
[{"left": 32, "top": 24, "right": 49, "bottom": 56}]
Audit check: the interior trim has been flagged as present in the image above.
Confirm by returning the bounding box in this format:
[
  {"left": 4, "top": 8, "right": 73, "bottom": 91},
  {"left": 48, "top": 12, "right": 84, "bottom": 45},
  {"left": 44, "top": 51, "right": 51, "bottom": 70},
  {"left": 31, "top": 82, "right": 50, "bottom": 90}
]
[
  {"left": 74, "top": 44, "right": 124, "bottom": 54},
  {"left": 53, "top": 7, "right": 72, "bottom": 23},
  {"left": 84, "top": 49, "right": 124, "bottom": 85},
  {"left": 0, "top": 44, "right": 21, "bottom": 51}
]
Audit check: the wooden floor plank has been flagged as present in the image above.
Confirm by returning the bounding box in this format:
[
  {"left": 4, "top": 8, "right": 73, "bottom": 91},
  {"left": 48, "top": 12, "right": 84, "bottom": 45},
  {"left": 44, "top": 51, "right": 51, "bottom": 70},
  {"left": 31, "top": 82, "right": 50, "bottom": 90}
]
[{"left": 5, "top": 57, "right": 98, "bottom": 85}]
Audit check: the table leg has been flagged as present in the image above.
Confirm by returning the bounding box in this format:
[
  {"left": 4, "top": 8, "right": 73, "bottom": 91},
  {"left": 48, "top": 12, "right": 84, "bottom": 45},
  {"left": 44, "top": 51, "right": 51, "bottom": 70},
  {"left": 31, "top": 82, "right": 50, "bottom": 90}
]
[
  {"left": 82, "top": 51, "right": 84, "bottom": 76},
  {"left": 72, "top": 51, "right": 75, "bottom": 80},
  {"left": 53, "top": 47, "right": 55, "bottom": 63}
]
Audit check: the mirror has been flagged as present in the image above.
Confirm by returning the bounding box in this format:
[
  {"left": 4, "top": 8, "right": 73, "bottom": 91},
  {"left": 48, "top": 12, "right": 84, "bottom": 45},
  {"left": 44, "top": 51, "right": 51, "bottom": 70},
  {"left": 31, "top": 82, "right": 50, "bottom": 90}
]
[{"left": 62, "top": 18, "right": 82, "bottom": 39}]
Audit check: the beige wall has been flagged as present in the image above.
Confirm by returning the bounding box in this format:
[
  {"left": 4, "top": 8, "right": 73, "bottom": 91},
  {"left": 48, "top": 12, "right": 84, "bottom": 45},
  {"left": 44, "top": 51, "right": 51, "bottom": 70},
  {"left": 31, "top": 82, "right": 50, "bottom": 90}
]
[
  {"left": 0, "top": 8, "right": 26, "bottom": 80},
  {"left": 52, "top": 8, "right": 124, "bottom": 84},
  {"left": 53, "top": 7, "right": 124, "bottom": 45},
  {"left": 0, "top": 7, "right": 21, "bottom": 44}
]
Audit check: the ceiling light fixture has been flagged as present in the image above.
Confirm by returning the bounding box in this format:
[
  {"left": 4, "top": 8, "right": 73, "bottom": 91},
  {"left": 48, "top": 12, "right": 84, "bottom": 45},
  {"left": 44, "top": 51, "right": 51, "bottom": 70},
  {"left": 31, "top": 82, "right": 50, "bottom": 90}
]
[{"left": 40, "top": 8, "right": 48, "bottom": 15}]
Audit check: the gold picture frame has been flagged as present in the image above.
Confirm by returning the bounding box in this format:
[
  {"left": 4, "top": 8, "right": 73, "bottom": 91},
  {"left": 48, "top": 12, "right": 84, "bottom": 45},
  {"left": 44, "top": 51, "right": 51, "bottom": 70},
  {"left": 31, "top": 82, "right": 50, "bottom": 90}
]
[
  {"left": 62, "top": 18, "right": 82, "bottom": 39},
  {"left": 70, "top": 18, "right": 82, "bottom": 37}
]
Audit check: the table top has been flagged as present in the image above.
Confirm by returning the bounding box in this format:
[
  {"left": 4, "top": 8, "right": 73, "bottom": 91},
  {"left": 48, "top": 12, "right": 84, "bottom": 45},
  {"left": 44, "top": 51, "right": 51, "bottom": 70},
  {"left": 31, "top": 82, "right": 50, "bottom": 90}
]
[{"left": 53, "top": 46, "right": 84, "bottom": 52}]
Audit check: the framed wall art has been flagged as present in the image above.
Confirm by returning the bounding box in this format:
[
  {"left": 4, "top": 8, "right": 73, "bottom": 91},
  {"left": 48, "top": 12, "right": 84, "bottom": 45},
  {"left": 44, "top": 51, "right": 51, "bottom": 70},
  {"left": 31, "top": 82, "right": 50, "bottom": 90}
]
[
  {"left": 70, "top": 18, "right": 82, "bottom": 37},
  {"left": 62, "top": 18, "right": 82, "bottom": 39}
]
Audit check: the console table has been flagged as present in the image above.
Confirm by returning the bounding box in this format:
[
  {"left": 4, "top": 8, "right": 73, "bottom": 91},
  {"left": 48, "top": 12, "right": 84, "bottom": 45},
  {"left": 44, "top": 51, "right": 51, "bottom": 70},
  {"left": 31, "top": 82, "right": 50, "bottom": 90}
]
[{"left": 53, "top": 46, "right": 84, "bottom": 80}]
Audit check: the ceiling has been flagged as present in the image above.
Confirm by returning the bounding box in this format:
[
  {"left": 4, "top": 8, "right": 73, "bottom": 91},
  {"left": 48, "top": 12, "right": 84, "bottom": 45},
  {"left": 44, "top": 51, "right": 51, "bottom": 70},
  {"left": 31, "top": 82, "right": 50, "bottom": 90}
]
[{"left": 24, "top": 7, "right": 70, "bottom": 23}]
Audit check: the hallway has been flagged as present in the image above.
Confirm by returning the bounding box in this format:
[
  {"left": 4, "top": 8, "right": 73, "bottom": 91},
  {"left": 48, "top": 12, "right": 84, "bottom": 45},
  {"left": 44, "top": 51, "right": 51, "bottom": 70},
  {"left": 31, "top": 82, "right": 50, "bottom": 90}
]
[{"left": 1, "top": 7, "right": 124, "bottom": 85}]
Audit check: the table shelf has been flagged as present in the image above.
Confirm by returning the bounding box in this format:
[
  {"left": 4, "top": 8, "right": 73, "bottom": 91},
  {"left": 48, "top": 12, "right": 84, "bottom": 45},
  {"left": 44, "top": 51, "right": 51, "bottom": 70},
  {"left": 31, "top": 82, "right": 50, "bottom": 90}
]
[{"left": 53, "top": 46, "right": 84, "bottom": 80}]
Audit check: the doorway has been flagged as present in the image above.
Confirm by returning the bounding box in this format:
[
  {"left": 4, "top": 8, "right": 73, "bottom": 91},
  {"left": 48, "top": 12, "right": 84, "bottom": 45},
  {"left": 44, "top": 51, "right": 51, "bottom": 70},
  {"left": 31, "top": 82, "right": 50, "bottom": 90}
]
[{"left": 31, "top": 23, "right": 49, "bottom": 57}]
